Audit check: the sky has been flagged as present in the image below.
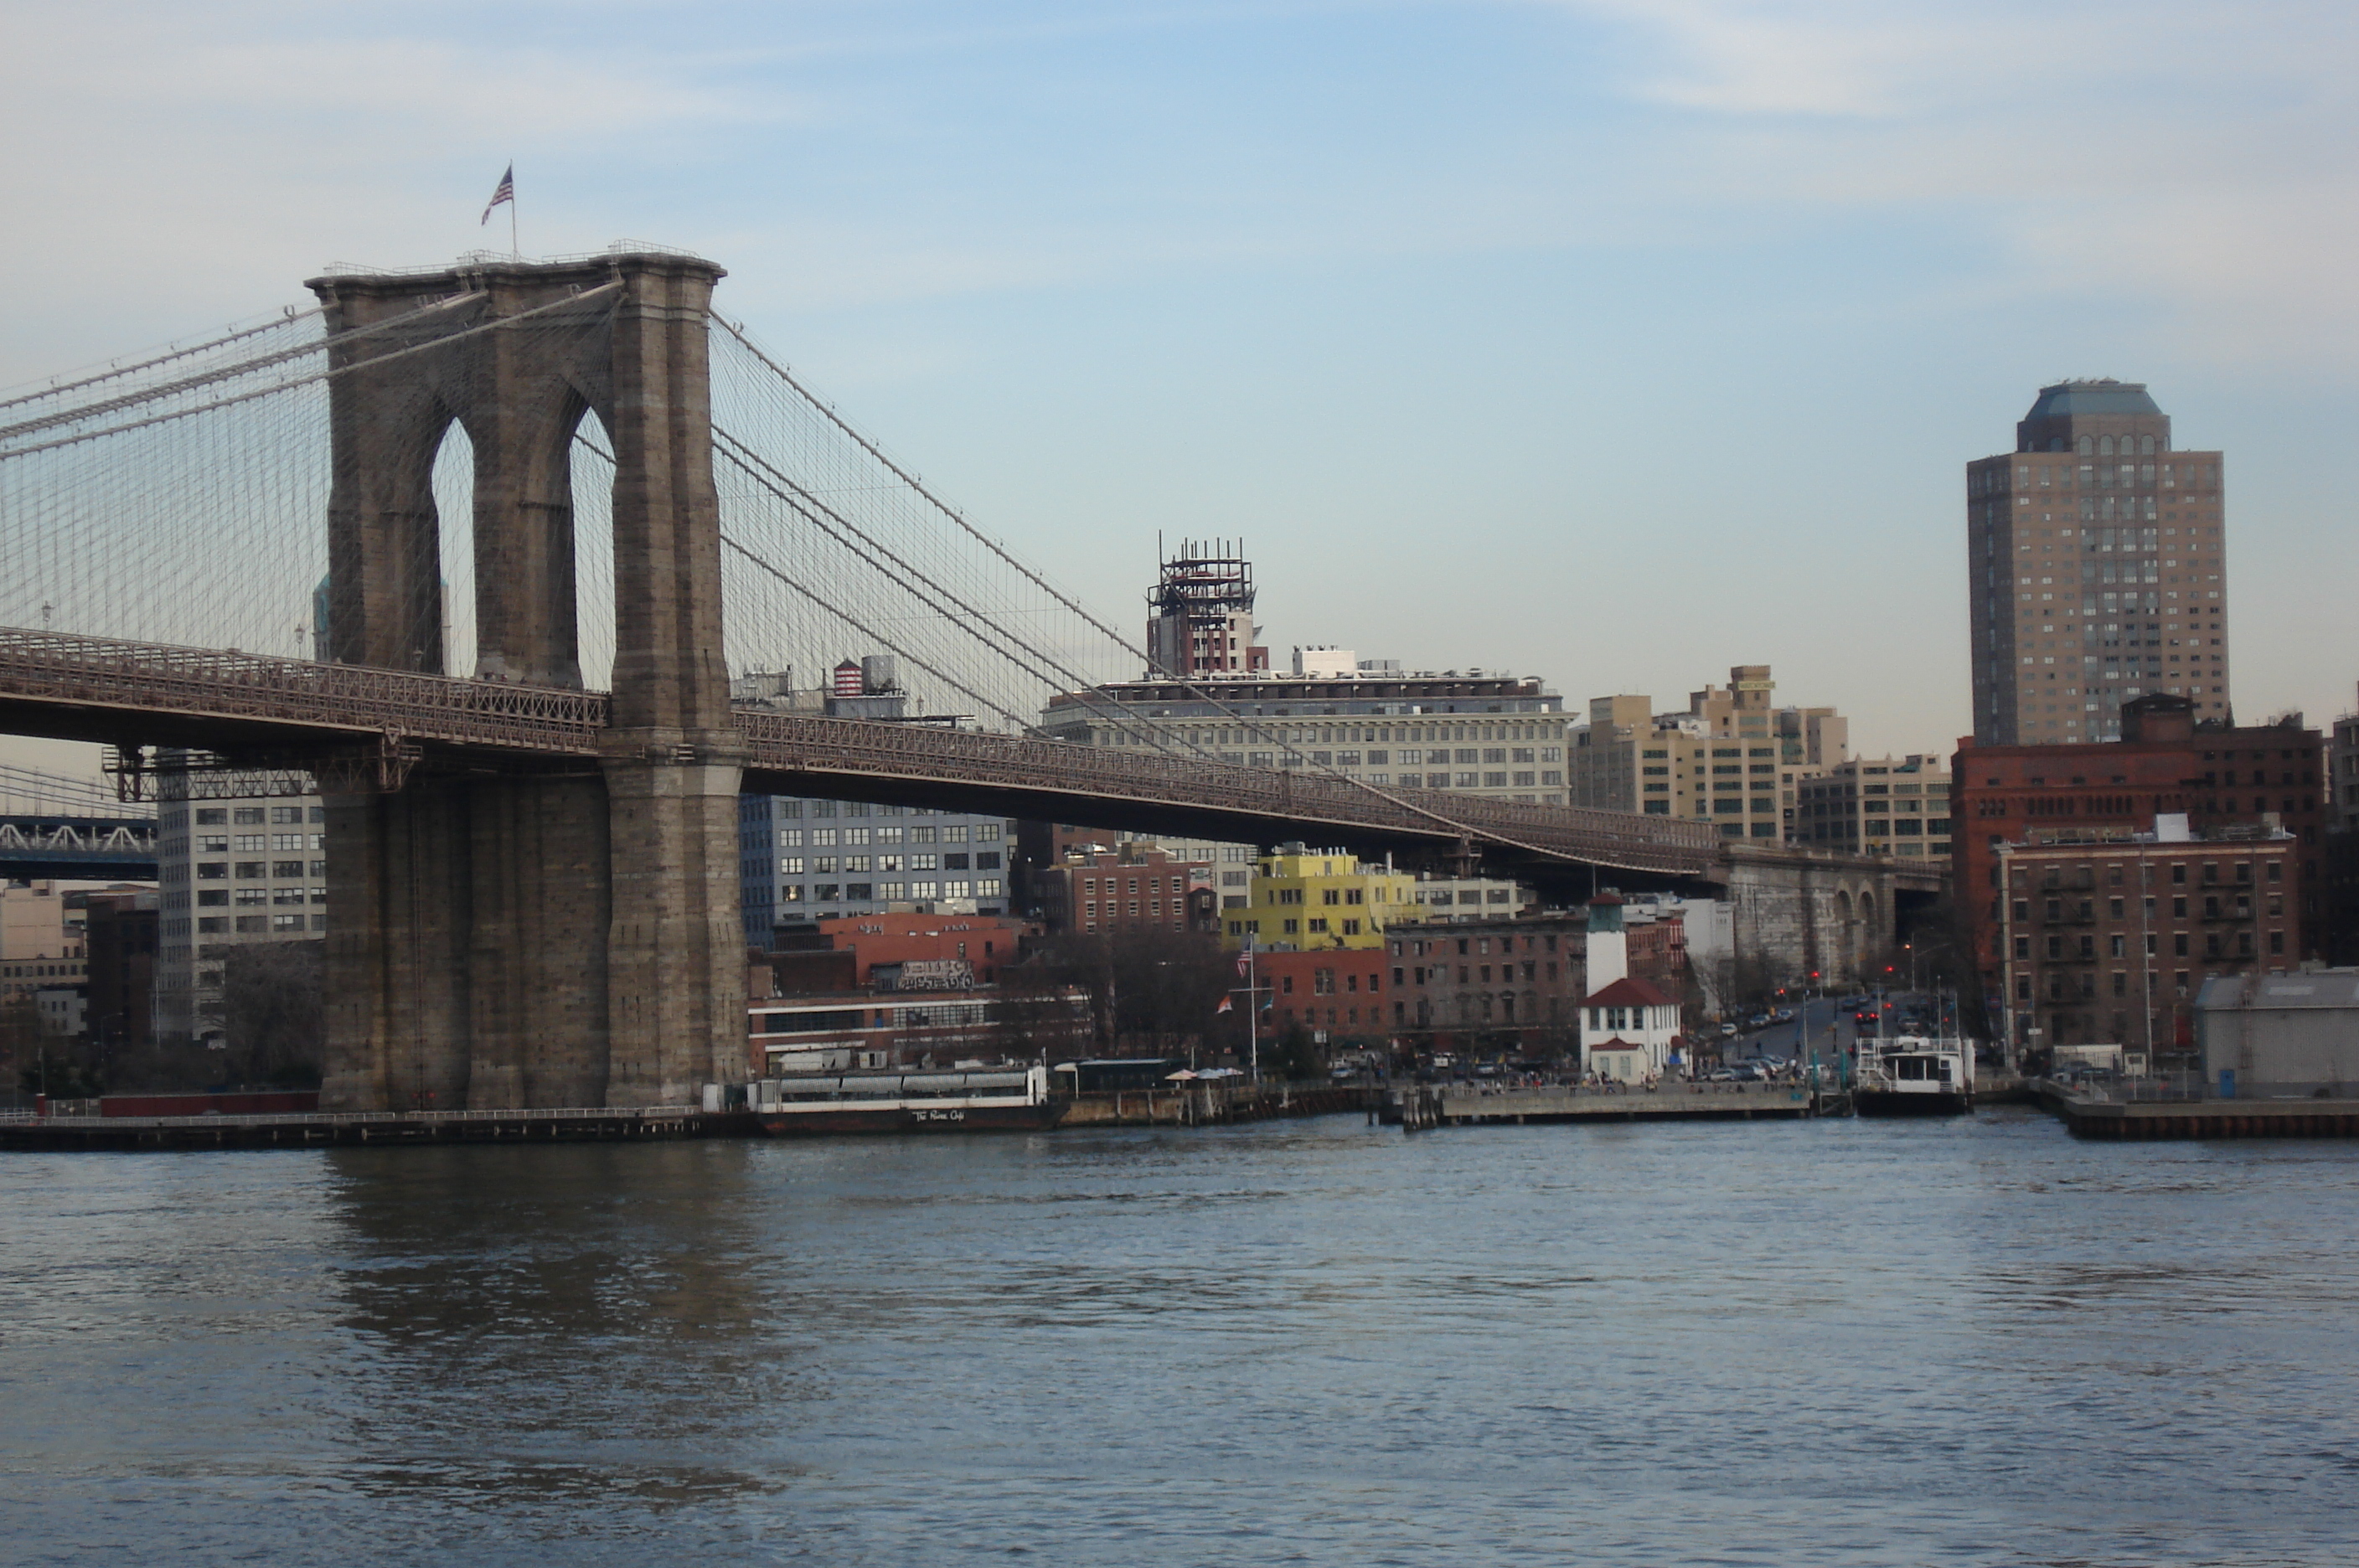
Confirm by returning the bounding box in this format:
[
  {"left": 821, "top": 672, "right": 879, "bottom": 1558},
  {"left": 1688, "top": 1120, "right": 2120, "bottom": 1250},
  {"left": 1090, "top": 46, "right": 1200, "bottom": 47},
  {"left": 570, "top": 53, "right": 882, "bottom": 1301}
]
[{"left": 4, "top": 0, "right": 2357, "bottom": 773}]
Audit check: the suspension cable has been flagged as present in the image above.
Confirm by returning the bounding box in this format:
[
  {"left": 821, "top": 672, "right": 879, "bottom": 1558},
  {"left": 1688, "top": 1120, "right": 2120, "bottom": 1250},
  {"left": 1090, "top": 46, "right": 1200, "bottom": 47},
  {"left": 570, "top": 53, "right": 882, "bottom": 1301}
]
[
  {"left": 0, "top": 284, "right": 619, "bottom": 462},
  {"left": 710, "top": 426, "right": 1192, "bottom": 757},
  {"left": 0, "top": 307, "right": 327, "bottom": 414},
  {"left": 715, "top": 315, "right": 1567, "bottom": 860},
  {"left": 0, "top": 294, "right": 481, "bottom": 445}
]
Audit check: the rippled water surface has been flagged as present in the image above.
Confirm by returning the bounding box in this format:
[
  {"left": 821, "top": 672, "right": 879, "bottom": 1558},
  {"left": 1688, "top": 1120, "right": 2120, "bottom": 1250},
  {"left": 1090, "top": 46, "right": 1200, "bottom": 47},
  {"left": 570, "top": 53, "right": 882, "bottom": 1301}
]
[{"left": 4, "top": 1109, "right": 2358, "bottom": 1565}]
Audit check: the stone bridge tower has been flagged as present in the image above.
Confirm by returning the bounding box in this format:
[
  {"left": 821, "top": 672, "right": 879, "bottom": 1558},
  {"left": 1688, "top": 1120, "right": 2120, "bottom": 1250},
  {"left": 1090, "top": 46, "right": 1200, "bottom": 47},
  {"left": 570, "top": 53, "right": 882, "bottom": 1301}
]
[{"left": 306, "top": 253, "right": 745, "bottom": 1111}]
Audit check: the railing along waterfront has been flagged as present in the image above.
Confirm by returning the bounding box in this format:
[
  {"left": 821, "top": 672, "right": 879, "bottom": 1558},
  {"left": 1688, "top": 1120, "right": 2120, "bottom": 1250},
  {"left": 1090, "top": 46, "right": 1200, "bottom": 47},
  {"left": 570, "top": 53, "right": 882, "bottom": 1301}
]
[{"left": 31, "top": 1104, "right": 699, "bottom": 1127}]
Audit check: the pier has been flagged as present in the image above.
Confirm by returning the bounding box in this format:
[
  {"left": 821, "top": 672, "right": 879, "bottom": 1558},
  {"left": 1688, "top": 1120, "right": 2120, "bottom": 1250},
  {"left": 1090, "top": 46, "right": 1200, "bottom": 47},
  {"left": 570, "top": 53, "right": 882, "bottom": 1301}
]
[
  {"left": 0, "top": 1106, "right": 707, "bottom": 1152},
  {"left": 2036, "top": 1081, "right": 2359, "bottom": 1140},
  {"left": 1396, "top": 1081, "right": 1826, "bottom": 1129}
]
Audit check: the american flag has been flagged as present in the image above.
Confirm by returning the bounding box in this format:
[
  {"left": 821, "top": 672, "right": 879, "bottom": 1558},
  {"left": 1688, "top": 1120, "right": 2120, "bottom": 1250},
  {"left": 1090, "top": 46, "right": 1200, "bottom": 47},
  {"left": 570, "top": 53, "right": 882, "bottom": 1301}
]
[{"left": 480, "top": 164, "right": 514, "bottom": 224}]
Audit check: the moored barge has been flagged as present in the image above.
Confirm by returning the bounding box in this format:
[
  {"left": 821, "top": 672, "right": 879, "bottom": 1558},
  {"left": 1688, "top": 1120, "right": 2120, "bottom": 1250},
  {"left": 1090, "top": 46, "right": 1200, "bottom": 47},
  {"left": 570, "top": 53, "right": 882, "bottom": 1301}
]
[{"left": 748, "top": 1065, "right": 1065, "bottom": 1135}]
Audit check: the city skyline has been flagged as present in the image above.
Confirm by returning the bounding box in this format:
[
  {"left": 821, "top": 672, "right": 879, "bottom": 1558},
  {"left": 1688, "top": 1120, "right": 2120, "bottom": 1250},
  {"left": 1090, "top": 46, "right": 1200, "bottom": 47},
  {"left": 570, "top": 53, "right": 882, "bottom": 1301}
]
[{"left": 3, "top": 3, "right": 2356, "bottom": 768}]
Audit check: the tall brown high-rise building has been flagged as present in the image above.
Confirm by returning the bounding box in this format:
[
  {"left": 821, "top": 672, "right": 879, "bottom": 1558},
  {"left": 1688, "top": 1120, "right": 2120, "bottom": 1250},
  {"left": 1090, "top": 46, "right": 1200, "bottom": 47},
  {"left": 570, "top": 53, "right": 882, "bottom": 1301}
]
[{"left": 1966, "top": 380, "right": 2230, "bottom": 745}]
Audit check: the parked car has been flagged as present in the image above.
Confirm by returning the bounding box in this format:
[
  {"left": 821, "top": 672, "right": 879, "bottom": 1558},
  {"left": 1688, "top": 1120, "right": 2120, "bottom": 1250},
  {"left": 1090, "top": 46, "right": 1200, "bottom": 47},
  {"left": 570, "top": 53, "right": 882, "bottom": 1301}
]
[{"left": 1718, "top": 1023, "right": 1739, "bottom": 1038}]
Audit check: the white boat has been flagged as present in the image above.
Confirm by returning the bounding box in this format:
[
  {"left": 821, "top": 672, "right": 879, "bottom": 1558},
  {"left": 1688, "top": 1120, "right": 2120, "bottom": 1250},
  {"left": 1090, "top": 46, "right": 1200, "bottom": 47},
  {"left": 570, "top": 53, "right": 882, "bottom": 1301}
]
[
  {"left": 747, "top": 1065, "right": 1064, "bottom": 1136},
  {"left": 1853, "top": 1035, "right": 1974, "bottom": 1117}
]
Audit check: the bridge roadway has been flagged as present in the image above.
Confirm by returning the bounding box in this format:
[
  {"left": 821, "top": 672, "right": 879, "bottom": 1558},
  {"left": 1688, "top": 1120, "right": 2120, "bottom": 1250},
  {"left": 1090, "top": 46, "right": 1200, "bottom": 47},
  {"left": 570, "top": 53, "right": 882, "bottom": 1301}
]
[{"left": 0, "top": 627, "right": 1942, "bottom": 895}]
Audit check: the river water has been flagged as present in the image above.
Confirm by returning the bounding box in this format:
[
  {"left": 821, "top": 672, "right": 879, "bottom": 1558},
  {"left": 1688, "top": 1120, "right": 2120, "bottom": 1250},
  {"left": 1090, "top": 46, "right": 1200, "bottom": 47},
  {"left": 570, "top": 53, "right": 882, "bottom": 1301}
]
[{"left": 3, "top": 1108, "right": 2356, "bottom": 1565}]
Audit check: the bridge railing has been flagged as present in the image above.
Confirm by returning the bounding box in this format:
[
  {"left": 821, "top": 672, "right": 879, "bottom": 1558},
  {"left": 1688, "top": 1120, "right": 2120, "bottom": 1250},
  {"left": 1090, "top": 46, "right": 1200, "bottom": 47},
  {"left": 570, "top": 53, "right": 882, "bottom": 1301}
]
[
  {"left": 0, "top": 625, "right": 1722, "bottom": 873},
  {"left": 0, "top": 627, "right": 607, "bottom": 753},
  {"left": 738, "top": 709, "right": 1721, "bottom": 873}
]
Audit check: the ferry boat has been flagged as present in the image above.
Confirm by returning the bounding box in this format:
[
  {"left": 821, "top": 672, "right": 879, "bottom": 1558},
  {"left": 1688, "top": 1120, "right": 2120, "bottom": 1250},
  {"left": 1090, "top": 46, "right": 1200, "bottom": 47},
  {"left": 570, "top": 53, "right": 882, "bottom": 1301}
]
[
  {"left": 1852, "top": 1036, "right": 1974, "bottom": 1117},
  {"left": 747, "top": 1065, "right": 1065, "bottom": 1136}
]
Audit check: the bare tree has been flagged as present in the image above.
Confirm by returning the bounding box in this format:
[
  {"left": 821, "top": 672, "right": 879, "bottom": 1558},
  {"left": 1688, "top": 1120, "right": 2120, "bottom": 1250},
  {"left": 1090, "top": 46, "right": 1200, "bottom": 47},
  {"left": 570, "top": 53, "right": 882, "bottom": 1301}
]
[
  {"left": 220, "top": 940, "right": 325, "bottom": 1088},
  {"left": 1013, "top": 926, "right": 1231, "bottom": 1055}
]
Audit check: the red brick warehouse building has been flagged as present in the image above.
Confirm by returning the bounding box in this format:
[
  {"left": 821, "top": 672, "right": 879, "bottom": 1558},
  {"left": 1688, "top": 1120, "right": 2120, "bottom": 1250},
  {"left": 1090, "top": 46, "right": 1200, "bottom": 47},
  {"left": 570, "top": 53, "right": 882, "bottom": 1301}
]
[{"left": 1952, "top": 694, "right": 2327, "bottom": 1012}]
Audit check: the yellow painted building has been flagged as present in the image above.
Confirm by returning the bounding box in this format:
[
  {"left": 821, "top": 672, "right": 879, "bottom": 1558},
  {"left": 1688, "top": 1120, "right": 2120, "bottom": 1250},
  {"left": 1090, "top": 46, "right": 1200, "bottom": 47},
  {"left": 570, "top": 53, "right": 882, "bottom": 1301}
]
[{"left": 1222, "top": 849, "right": 1416, "bottom": 951}]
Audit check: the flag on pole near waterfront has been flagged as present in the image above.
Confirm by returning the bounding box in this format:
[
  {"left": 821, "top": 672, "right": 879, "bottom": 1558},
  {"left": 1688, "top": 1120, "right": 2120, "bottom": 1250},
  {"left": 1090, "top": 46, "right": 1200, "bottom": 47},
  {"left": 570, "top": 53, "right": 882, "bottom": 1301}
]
[
  {"left": 1235, "top": 952, "right": 1251, "bottom": 977},
  {"left": 481, "top": 164, "right": 515, "bottom": 224},
  {"left": 1217, "top": 995, "right": 1234, "bottom": 1014}
]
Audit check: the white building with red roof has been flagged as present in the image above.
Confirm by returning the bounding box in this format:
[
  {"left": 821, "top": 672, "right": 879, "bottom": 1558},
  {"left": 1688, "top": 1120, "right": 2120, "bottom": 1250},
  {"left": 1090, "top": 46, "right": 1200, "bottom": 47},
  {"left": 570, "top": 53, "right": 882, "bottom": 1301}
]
[{"left": 1578, "top": 893, "right": 1684, "bottom": 1082}]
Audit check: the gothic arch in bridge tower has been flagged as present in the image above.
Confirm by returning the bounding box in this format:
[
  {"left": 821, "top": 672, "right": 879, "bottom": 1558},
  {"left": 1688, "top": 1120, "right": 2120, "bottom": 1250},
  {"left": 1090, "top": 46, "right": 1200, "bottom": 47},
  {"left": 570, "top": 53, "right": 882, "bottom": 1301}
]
[
  {"left": 306, "top": 253, "right": 746, "bottom": 1113},
  {"left": 1833, "top": 889, "right": 1856, "bottom": 978}
]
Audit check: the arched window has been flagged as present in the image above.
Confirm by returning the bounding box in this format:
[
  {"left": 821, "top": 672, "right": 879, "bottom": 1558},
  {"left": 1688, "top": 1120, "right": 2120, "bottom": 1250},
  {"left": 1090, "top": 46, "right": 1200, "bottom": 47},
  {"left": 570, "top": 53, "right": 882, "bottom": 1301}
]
[
  {"left": 2098, "top": 435, "right": 2115, "bottom": 456},
  {"left": 2139, "top": 435, "right": 2155, "bottom": 455},
  {"left": 2078, "top": 436, "right": 2094, "bottom": 455}
]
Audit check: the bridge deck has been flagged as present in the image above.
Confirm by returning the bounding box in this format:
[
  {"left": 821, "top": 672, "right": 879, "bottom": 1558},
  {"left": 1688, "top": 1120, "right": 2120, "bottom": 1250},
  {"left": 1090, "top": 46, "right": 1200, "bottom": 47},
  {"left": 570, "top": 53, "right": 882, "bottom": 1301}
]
[{"left": 0, "top": 626, "right": 1939, "bottom": 887}]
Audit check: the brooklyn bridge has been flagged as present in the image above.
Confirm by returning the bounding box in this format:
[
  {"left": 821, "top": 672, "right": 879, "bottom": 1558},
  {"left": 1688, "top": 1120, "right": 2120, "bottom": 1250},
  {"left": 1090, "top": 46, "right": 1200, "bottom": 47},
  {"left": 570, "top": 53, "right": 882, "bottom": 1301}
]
[{"left": 0, "top": 245, "right": 1936, "bottom": 1111}]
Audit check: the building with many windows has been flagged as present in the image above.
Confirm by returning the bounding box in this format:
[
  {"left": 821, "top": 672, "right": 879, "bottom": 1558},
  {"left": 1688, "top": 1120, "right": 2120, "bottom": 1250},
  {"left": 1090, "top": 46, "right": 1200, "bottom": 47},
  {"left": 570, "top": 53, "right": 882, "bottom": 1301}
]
[
  {"left": 1384, "top": 913, "right": 1587, "bottom": 1053},
  {"left": 1570, "top": 666, "right": 1847, "bottom": 839},
  {"left": 153, "top": 783, "right": 328, "bottom": 1046},
  {"left": 1967, "top": 380, "right": 2231, "bottom": 745},
  {"left": 1032, "top": 845, "right": 1217, "bottom": 936},
  {"left": 1403, "top": 873, "right": 1535, "bottom": 921},
  {"left": 738, "top": 797, "right": 1014, "bottom": 943},
  {"left": 1040, "top": 670, "right": 1570, "bottom": 805},
  {"left": 732, "top": 656, "right": 1015, "bottom": 943},
  {"left": 1257, "top": 946, "right": 1391, "bottom": 1047},
  {"left": 1796, "top": 755, "right": 1953, "bottom": 862},
  {"left": 1025, "top": 823, "right": 1258, "bottom": 915},
  {"left": 1995, "top": 820, "right": 2300, "bottom": 1062},
  {"left": 1223, "top": 848, "right": 1417, "bottom": 951},
  {"left": 1953, "top": 693, "right": 2325, "bottom": 994}
]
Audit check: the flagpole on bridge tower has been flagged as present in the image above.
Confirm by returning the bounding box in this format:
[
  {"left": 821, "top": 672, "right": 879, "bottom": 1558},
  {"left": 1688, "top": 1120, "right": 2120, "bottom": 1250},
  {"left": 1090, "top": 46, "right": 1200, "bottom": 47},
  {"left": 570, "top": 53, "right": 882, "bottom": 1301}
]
[{"left": 481, "top": 162, "right": 519, "bottom": 257}]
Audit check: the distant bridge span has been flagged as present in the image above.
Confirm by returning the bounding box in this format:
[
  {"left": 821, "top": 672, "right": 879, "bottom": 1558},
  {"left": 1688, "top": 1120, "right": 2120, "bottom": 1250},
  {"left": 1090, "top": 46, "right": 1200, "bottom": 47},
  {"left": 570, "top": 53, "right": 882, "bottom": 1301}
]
[{"left": 0, "top": 627, "right": 1727, "bottom": 879}]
